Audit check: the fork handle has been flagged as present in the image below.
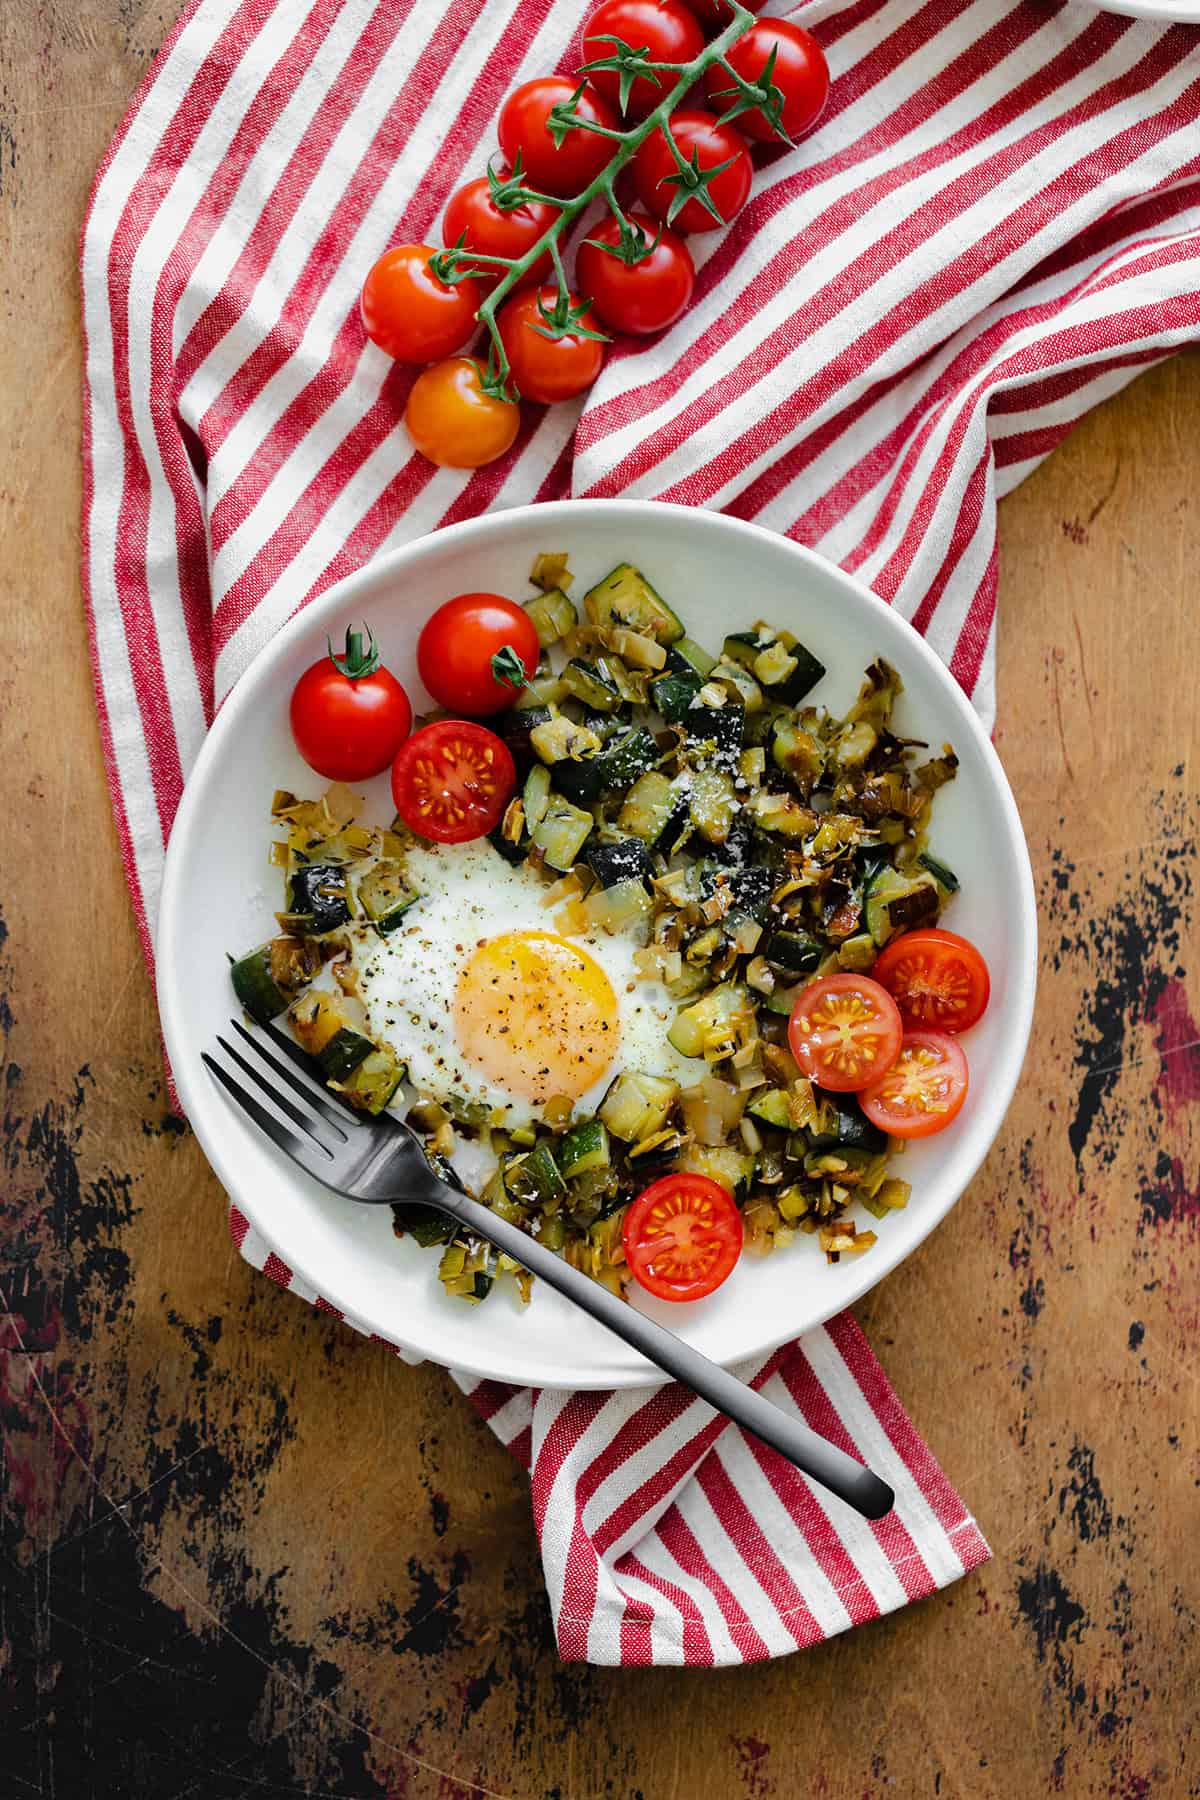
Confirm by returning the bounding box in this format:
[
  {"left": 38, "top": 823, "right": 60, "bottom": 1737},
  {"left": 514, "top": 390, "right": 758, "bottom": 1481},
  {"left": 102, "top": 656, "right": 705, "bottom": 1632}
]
[{"left": 438, "top": 1185, "right": 894, "bottom": 1520}]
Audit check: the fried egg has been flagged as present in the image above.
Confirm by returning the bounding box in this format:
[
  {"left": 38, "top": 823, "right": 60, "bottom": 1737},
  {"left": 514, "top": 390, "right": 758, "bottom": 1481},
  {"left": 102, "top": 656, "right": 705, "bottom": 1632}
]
[{"left": 349, "top": 838, "right": 701, "bottom": 1127}]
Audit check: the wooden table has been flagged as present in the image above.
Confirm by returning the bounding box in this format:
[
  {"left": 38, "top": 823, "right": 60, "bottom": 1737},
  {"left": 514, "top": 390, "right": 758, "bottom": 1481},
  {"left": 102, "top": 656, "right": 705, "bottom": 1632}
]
[{"left": 3, "top": 7, "right": 1197, "bottom": 1796}]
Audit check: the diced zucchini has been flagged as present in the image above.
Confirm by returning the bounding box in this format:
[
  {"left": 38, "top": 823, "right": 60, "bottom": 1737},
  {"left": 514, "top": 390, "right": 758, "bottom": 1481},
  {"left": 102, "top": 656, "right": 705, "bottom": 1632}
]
[
  {"left": 530, "top": 713, "right": 603, "bottom": 765},
  {"left": 666, "top": 634, "right": 717, "bottom": 678},
  {"left": 523, "top": 762, "right": 551, "bottom": 832},
  {"left": 688, "top": 768, "right": 737, "bottom": 846},
  {"left": 583, "top": 877, "right": 653, "bottom": 937},
  {"left": 488, "top": 820, "right": 527, "bottom": 864},
  {"left": 747, "top": 1087, "right": 793, "bottom": 1129},
  {"left": 683, "top": 704, "right": 743, "bottom": 756},
  {"left": 919, "top": 851, "right": 959, "bottom": 892},
  {"left": 599, "top": 1071, "right": 679, "bottom": 1142},
  {"left": 288, "top": 862, "right": 351, "bottom": 933},
  {"left": 585, "top": 837, "right": 650, "bottom": 888},
  {"left": 723, "top": 865, "right": 776, "bottom": 923},
  {"left": 529, "top": 551, "right": 573, "bottom": 593},
  {"left": 553, "top": 726, "right": 658, "bottom": 803},
  {"left": 393, "top": 1201, "right": 455, "bottom": 1247},
  {"left": 230, "top": 944, "right": 289, "bottom": 1023},
  {"left": 771, "top": 718, "right": 826, "bottom": 789},
  {"left": 496, "top": 705, "right": 554, "bottom": 761},
  {"left": 524, "top": 585, "right": 577, "bottom": 646},
  {"left": 558, "top": 1118, "right": 611, "bottom": 1180},
  {"left": 357, "top": 861, "right": 420, "bottom": 935},
  {"left": 711, "top": 659, "right": 763, "bottom": 713},
  {"left": 504, "top": 1143, "right": 565, "bottom": 1208},
  {"left": 531, "top": 794, "right": 593, "bottom": 871},
  {"left": 720, "top": 631, "right": 766, "bottom": 673},
  {"left": 316, "top": 1026, "right": 375, "bottom": 1083},
  {"left": 603, "top": 625, "right": 667, "bottom": 671},
  {"left": 723, "top": 628, "right": 825, "bottom": 704},
  {"left": 650, "top": 667, "right": 704, "bottom": 722},
  {"left": 837, "top": 931, "right": 877, "bottom": 972},
  {"left": 746, "top": 790, "right": 816, "bottom": 838},
  {"left": 809, "top": 1101, "right": 888, "bottom": 1155},
  {"left": 583, "top": 563, "right": 684, "bottom": 645},
  {"left": 675, "top": 1142, "right": 755, "bottom": 1201},
  {"left": 333, "top": 1046, "right": 405, "bottom": 1113},
  {"left": 667, "top": 984, "right": 754, "bottom": 1059},
  {"left": 514, "top": 671, "right": 567, "bottom": 712},
  {"left": 288, "top": 990, "right": 347, "bottom": 1057},
  {"left": 864, "top": 866, "right": 939, "bottom": 946},
  {"left": 768, "top": 640, "right": 825, "bottom": 704},
  {"left": 860, "top": 1176, "right": 911, "bottom": 1220},
  {"left": 618, "top": 770, "right": 689, "bottom": 849},
  {"left": 561, "top": 658, "right": 623, "bottom": 712}
]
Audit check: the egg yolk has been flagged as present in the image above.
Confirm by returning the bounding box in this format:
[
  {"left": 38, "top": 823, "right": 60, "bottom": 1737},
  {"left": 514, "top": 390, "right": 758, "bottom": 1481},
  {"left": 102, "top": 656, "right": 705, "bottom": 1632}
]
[{"left": 454, "top": 932, "right": 619, "bottom": 1105}]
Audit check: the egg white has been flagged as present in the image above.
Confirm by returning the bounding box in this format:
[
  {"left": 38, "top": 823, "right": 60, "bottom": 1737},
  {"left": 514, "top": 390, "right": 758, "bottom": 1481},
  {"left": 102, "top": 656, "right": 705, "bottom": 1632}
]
[{"left": 348, "top": 837, "right": 702, "bottom": 1128}]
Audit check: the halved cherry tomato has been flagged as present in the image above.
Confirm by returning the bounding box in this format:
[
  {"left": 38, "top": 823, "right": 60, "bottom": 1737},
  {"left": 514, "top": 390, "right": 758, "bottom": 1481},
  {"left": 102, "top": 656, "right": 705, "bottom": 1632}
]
[
  {"left": 787, "top": 973, "right": 903, "bottom": 1093},
  {"left": 581, "top": 0, "right": 704, "bottom": 120},
  {"left": 390, "top": 720, "right": 516, "bottom": 843},
  {"left": 576, "top": 212, "right": 695, "bottom": 336},
  {"left": 405, "top": 358, "right": 519, "bottom": 469},
  {"left": 498, "top": 76, "right": 620, "bottom": 197},
  {"left": 704, "top": 18, "right": 829, "bottom": 144},
  {"left": 441, "top": 176, "right": 556, "bottom": 291},
  {"left": 859, "top": 1029, "right": 969, "bottom": 1139},
  {"left": 360, "top": 245, "right": 482, "bottom": 363},
  {"left": 872, "top": 929, "right": 991, "bottom": 1034},
  {"left": 417, "top": 592, "right": 540, "bottom": 716},
  {"left": 497, "top": 286, "right": 606, "bottom": 404},
  {"left": 623, "top": 1173, "right": 742, "bottom": 1301},
  {"left": 290, "top": 625, "right": 411, "bottom": 781},
  {"left": 632, "top": 109, "right": 752, "bottom": 234}
]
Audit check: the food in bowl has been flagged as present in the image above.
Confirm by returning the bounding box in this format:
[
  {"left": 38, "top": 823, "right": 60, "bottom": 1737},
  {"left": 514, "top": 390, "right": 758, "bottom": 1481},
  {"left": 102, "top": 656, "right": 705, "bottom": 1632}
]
[{"left": 230, "top": 555, "right": 992, "bottom": 1307}]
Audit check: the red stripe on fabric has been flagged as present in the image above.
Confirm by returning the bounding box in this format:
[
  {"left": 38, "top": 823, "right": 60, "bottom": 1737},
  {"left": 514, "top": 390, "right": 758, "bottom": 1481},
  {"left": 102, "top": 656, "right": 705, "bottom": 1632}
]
[
  {"left": 533, "top": 437, "right": 575, "bottom": 504},
  {"left": 228, "top": 1205, "right": 251, "bottom": 1250},
  {"left": 313, "top": 1295, "right": 344, "bottom": 1318},
  {"left": 988, "top": 342, "right": 1174, "bottom": 416},
  {"left": 773, "top": 1343, "right": 935, "bottom": 1603},
  {"left": 530, "top": 1393, "right": 609, "bottom": 1539},
  {"left": 741, "top": 1425, "right": 880, "bottom": 1630},
  {"left": 614, "top": 1553, "right": 714, "bottom": 1665},
  {"left": 694, "top": 1453, "right": 818, "bottom": 1650},
  {"left": 506, "top": 1424, "right": 533, "bottom": 1471},
  {"left": 368, "top": 1334, "right": 405, "bottom": 1356},
  {"left": 949, "top": 540, "right": 998, "bottom": 696},
  {"left": 102, "top": 0, "right": 271, "bottom": 856},
  {"left": 462, "top": 1378, "right": 522, "bottom": 1425},
  {"left": 824, "top": 1313, "right": 987, "bottom": 1564},
  {"left": 583, "top": 14, "right": 1177, "bottom": 502},
  {"left": 576, "top": 0, "right": 1073, "bottom": 457},
  {"left": 653, "top": 1506, "right": 771, "bottom": 1662},
  {"left": 260, "top": 1250, "right": 293, "bottom": 1286},
  {"left": 615, "top": 1589, "right": 654, "bottom": 1666}
]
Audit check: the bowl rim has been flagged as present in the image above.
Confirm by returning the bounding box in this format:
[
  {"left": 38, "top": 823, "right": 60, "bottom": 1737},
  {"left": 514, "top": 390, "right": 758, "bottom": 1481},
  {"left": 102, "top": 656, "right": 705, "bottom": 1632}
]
[{"left": 158, "top": 498, "right": 1038, "bottom": 1387}]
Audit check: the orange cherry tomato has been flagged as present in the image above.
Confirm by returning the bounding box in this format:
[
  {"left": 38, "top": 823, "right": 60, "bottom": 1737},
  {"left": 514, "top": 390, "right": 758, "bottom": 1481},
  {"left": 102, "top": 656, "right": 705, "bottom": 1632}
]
[
  {"left": 390, "top": 720, "right": 516, "bottom": 844},
  {"left": 872, "top": 928, "right": 991, "bottom": 1034},
  {"left": 360, "top": 245, "right": 481, "bottom": 364},
  {"left": 787, "top": 972, "right": 903, "bottom": 1093},
  {"left": 859, "top": 1029, "right": 969, "bottom": 1139},
  {"left": 405, "top": 358, "right": 519, "bottom": 468},
  {"left": 497, "top": 286, "right": 606, "bottom": 404},
  {"left": 623, "top": 1173, "right": 743, "bottom": 1301}
]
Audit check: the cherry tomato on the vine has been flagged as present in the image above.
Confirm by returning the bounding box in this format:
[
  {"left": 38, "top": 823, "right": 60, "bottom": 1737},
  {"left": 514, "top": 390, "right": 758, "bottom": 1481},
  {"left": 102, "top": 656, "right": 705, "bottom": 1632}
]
[
  {"left": 404, "top": 358, "right": 519, "bottom": 469},
  {"left": 441, "top": 175, "right": 556, "bottom": 291},
  {"left": 871, "top": 928, "right": 991, "bottom": 1035},
  {"left": 416, "top": 592, "right": 541, "bottom": 716},
  {"left": 360, "top": 245, "right": 481, "bottom": 364},
  {"left": 705, "top": 18, "right": 829, "bottom": 143},
  {"left": 787, "top": 973, "right": 904, "bottom": 1093},
  {"left": 498, "top": 76, "right": 620, "bottom": 198},
  {"left": 580, "top": 0, "right": 704, "bottom": 120},
  {"left": 290, "top": 625, "right": 412, "bottom": 781},
  {"left": 677, "top": 0, "right": 767, "bottom": 26},
  {"left": 632, "top": 109, "right": 752, "bottom": 233},
  {"left": 497, "top": 286, "right": 606, "bottom": 404},
  {"left": 390, "top": 719, "right": 516, "bottom": 844},
  {"left": 576, "top": 212, "right": 694, "bottom": 335},
  {"left": 859, "top": 1029, "right": 969, "bottom": 1139},
  {"left": 622, "top": 1173, "right": 743, "bottom": 1301}
]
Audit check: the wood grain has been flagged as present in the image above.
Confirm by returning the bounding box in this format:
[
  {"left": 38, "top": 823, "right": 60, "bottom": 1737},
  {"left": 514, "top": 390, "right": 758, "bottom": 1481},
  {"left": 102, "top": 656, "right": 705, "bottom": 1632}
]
[{"left": 1, "top": 4, "right": 1197, "bottom": 1795}]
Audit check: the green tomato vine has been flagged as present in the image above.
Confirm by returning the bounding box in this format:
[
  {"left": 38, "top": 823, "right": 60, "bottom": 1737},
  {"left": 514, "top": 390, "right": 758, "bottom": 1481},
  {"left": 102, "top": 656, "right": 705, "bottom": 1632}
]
[{"left": 429, "top": 0, "right": 792, "bottom": 402}]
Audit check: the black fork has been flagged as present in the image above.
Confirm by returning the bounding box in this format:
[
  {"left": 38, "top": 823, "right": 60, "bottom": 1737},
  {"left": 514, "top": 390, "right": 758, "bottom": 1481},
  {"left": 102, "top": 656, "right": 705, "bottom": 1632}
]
[{"left": 204, "top": 1017, "right": 895, "bottom": 1520}]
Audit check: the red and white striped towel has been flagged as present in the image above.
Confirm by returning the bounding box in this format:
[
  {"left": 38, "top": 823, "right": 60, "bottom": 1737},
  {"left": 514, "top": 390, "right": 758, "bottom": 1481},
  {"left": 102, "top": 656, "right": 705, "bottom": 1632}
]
[{"left": 82, "top": 0, "right": 1200, "bottom": 1665}]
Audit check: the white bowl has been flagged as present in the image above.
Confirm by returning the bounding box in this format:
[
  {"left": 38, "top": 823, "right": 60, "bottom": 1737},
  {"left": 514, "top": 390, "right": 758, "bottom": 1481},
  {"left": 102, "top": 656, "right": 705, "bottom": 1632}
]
[{"left": 158, "top": 500, "right": 1036, "bottom": 1389}]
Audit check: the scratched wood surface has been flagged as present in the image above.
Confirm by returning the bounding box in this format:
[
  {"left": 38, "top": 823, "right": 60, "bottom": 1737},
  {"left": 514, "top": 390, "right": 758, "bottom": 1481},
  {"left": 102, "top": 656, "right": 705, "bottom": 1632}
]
[{"left": 2, "top": 5, "right": 1199, "bottom": 1797}]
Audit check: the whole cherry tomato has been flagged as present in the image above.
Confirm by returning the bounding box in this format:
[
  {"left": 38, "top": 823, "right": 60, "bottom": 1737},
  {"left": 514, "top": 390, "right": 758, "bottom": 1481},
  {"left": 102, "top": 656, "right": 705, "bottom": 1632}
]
[
  {"left": 441, "top": 175, "right": 556, "bottom": 290},
  {"left": 871, "top": 928, "right": 991, "bottom": 1034},
  {"left": 498, "top": 76, "right": 620, "bottom": 198},
  {"left": 416, "top": 592, "right": 541, "bottom": 715},
  {"left": 787, "top": 973, "right": 904, "bottom": 1093},
  {"left": 497, "top": 286, "right": 606, "bottom": 404},
  {"left": 622, "top": 1172, "right": 743, "bottom": 1301},
  {"left": 581, "top": 0, "right": 704, "bottom": 119},
  {"left": 632, "top": 109, "right": 752, "bottom": 233},
  {"left": 677, "top": 0, "right": 766, "bottom": 25},
  {"left": 859, "top": 1029, "right": 970, "bottom": 1139},
  {"left": 705, "top": 18, "right": 829, "bottom": 143},
  {"left": 289, "top": 625, "right": 412, "bottom": 781},
  {"left": 405, "top": 358, "right": 519, "bottom": 469},
  {"left": 391, "top": 719, "right": 516, "bottom": 843},
  {"left": 576, "top": 212, "right": 694, "bottom": 335},
  {"left": 360, "top": 245, "right": 481, "bottom": 363}
]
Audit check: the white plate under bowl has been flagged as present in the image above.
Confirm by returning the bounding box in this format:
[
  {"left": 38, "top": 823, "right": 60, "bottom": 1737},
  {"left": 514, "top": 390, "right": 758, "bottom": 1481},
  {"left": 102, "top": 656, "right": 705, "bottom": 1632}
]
[{"left": 159, "top": 500, "right": 1036, "bottom": 1389}]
